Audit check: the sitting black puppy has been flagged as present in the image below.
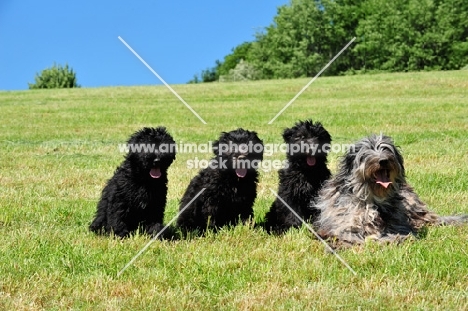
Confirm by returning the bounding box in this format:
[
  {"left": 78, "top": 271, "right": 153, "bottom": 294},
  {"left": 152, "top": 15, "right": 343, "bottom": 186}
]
[
  {"left": 264, "top": 120, "right": 332, "bottom": 232},
  {"left": 177, "top": 128, "right": 264, "bottom": 232},
  {"left": 89, "top": 127, "right": 176, "bottom": 238}
]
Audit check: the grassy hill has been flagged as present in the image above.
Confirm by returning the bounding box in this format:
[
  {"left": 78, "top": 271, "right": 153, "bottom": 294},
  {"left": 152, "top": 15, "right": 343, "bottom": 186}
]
[{"left": 1, "top": 71, "right": 467, "bottom": 310}]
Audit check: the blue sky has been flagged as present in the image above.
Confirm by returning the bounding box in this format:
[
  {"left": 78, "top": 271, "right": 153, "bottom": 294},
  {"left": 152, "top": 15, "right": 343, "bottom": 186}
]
[{"left": 0, "top": 0, "right": 288, "bottom": 90}]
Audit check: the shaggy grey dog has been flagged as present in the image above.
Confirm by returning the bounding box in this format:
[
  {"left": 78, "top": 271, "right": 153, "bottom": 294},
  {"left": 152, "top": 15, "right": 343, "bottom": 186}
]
[{"left": 314, "top": 134, "right": 467, "bottom": 247}]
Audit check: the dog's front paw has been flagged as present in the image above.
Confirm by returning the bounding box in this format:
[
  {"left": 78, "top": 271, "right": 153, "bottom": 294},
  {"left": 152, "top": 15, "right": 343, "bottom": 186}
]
[{"left": 147, "top": 223, "right": 177, "bottom": 240}]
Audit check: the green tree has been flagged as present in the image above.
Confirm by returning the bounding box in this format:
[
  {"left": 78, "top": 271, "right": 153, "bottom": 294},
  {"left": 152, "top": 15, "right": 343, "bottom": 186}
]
[
  {"left": 187, "top": 60, "right": 222, "bottom": 83},
  {"left": 187, "top": 74, "right": 200, "bottom": 84},
  {"left": 28, "top": 63, "right": 80, "bottom": 89},
  {"left": 189, "top": 0, "right": 468, "bottom": 83},
  {"left": 217, "top": 42, "right": 254, "bottom": 76},
  {"left": 188, "top": 43, "right": 253, "bottom": 83},
  {"left": 355, "top": 0, "right": 435, "bottom": 71},
  {"left": 434, "top": 0, "right": 468, "bottom": 69},
  {"left": 248, "top": 0, "right": 353, "bottom": 79},
  {"left": 354, "top": 0, "right": 468, "bottom": 71}
]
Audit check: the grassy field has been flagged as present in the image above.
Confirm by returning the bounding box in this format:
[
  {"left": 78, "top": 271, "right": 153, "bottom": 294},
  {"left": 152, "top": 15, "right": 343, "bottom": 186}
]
[{"left": 1, "top": 71, "right": 467, "bottom": 310}]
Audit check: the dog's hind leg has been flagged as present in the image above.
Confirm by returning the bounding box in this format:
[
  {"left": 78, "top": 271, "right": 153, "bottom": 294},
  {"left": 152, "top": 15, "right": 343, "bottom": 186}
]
[
  {"left": 438, "top": 215, "right": 468, "bottom": 225},
  {"left": 373, "top": 233, "right": 415, "bottom": 244}
]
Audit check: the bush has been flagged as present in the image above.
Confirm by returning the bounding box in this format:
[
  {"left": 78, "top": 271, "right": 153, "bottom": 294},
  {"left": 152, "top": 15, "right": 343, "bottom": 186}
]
[
  {"left": 28, "top": 63, "right": 80, "bottom": 89},
  {"left": 219, "top": 60, "right": 261, "bottom": 82}
]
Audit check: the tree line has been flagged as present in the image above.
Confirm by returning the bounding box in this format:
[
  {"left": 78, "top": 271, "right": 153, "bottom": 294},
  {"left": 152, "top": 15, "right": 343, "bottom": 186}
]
[{"left": 189, "top": 0, "right": 468, "bottom": 83}]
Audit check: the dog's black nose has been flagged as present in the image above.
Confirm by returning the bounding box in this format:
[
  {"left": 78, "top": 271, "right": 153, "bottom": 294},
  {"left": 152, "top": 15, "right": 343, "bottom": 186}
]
[
  {"left": 153, "top": 158, "right": 160, "bottom": 166},
  {"left": 379, "top": 159, "right": 389, "bottom": 166}
]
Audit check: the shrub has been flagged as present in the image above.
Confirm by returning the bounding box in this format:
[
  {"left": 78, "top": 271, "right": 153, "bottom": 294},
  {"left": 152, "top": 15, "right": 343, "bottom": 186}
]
[
  {"left": 219, "top": 60, "right": 261, "bottom": 82},
  {"left": 28, "top": 63, "right": 80, "bottom": 89}
]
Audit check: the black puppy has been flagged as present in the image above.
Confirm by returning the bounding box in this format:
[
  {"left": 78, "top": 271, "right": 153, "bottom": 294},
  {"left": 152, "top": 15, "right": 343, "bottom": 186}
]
[
  {"left": 264, "top": 120, "right": 331, "bottom": 232},
  {"left": 89, "top": 127, "right": 176, "bottom": 238},
  {"left": 177, "top": 128, "right": 264, "bottom": 232}
]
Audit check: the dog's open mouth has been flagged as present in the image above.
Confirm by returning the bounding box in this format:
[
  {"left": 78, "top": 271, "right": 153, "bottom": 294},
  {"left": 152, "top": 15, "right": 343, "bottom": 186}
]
[
  {"left": 375, "top": 169, "right": 391, "bottom": 188},
  {"left": 150, "top": 167, "right": 162, "bottom": 179},
  {"left": 306, "top": 155, "right": 316, "bottom": 166},
  {"left": 236, "top": 168, "right": 247, "bottom": 178}
]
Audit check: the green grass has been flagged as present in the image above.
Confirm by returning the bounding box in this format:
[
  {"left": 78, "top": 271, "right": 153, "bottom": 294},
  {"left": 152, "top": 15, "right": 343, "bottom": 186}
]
[{"left": 1, "top": 71, "right": 468, "bottom": 310}]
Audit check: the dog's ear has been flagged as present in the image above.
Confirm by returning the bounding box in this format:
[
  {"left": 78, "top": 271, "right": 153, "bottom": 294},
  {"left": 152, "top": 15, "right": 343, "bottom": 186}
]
[
  {"left": 127, "top": 128, "right": 143, "bottom": 144},
  {"left": 394, "top": 145, "right": 405, "bottom": 176},
  {"left": 248, "top": 131, "right": 263, "bottom": 146},
  {"left": 319, "top": 129, "right": 332, "bottom": 146},
  {"left": 334, "top": 152, "right": 355, "bottom": 183},
  {"left": 345, "top": 149, "right": 356, "bottom": 167},
  {"left": 339, "top": 142, "right": 359, "bottom": 175},
  {"left": 212, "top": 139, "right": 221, "bottom": 156},
  {"left": 213, "top": 132, "right": 229, "bottom": 156},
  {"left": 282, "top": 127, "right": 295, "bottom": 143},
  {"left": 249, "top": 132, "right": 264, "bottom": 161},
  {"left": 160, "top": 128, "right": 176, "bottom": 152},
  {"left": 306, "top": 121, "right": 331, "bottom": 145}
]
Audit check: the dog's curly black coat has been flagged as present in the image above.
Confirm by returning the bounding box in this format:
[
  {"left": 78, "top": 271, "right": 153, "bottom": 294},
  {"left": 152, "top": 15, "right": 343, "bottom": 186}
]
[
  {"left": 314, "top": 134, "right": 468, "bottom": 247},
  {"left": 177, "top": 128, "right": 263, "bottom": 232},
  {"left": 264, "top": 120, "right": 332, "bottom": 232},
  {"left": 89, "top": 127, "right": 176, "bottom": 238}
]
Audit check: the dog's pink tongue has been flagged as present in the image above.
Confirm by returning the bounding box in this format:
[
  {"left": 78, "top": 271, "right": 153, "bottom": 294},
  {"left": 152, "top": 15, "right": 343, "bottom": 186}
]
[
  {"left": 376, "top": 170, "right": 391, "bottom": 188},
  {"left": 236, "top": 168, "right": 247, "bottom": 178},
  {"left": 307, "top": 155, "right": 316, "bottom": 166},
  {"left": 150, "top": 168, "right": 161, "bottom": 179}
]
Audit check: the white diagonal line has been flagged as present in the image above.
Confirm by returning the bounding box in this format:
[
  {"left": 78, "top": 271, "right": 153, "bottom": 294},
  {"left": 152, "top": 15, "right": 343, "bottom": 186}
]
[
  {"left": 268, "top": 37, "right": 356, "bottom": 124},
  {"left": 117, "top": 187, "right": 206, "bottom": 277},
  {"left": 269, "top": 188, "right": 357, "bottom": 275},
  {"left": 118, "top": 36, "right": 207, "bottom": 125}
]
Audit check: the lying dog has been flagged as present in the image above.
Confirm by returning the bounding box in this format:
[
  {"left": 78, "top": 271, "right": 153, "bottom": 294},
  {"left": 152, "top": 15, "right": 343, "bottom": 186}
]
[{"left": 314, "top": 134, "right": 467, "bottom": 247}]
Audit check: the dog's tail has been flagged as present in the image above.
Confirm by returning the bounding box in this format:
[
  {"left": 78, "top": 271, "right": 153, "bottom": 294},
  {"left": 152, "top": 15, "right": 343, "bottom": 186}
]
[{"left": 438, "top": 215, "right": 468, "bottom": 225}]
